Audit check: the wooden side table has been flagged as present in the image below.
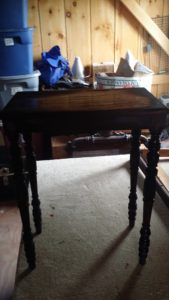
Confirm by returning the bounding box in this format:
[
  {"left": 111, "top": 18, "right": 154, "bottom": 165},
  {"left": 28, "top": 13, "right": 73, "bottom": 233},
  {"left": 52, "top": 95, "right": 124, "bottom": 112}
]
[{"left": 2, "top": 87, "right": 168, "bottom": 269}]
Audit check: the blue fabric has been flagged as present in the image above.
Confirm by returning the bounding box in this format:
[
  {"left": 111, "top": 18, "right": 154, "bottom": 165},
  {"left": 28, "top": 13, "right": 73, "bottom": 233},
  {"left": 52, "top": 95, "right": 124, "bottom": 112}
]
[{"left": 36, "top": 45, "right": 71, "bottom": 86}]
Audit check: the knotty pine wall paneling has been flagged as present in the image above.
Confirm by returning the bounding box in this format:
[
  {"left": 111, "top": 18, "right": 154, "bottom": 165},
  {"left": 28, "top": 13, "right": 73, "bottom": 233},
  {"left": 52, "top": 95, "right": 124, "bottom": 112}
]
[
  {"left": 114, "top": 0, "right": 140, "bottom": 71},
  {"left": 28, "top": 0, "right": 169, "bottom": 98},
  {"left": 38, "top": 0, "right": 67, "bottom": 58},
  {"left": 28, "top": 0, "right": 42, "bottom": 60},
  {"left": 90, "top": 0, "right": 115, "bottom": 66},
  {"left": 65, "top": 0, "right": 91, "bottom": 73},
  {"left": 136, "top": 0, "right": 169, "bottom": 96},
  {"left": 139, "top": 0, "right": 167, "bottom": 73}
]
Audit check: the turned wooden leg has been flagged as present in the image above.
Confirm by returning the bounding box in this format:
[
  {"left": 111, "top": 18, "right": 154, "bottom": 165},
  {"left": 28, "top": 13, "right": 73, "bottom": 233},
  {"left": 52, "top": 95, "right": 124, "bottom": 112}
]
[
  {"left": 139, "top": 130, "right": 160, "bottom": 265},
  {"left": 23, "top": 132, "right": 42, "bottom": 234},
  {"left": 128, "top": 129, "right": 141, "bottom": 227},
  {"left": 4, "top": 123, "right": 36, "bottom": 269}
]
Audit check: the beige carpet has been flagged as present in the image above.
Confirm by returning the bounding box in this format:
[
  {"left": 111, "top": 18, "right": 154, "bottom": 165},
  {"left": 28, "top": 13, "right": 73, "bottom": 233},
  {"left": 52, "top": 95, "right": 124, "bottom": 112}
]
[{"left": 14, "top": 155, "right": 169, "bottom": 300}]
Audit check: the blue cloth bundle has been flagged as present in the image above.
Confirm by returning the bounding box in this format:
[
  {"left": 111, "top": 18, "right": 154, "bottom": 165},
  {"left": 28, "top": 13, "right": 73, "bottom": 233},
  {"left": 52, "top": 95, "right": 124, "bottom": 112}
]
[{"left": 36, "top": 45, "right": 71, "bottom": 86}]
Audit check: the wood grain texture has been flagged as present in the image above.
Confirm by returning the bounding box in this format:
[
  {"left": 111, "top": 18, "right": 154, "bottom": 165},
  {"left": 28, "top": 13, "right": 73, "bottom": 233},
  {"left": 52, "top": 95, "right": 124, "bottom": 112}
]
[
  {"left": 91, "top": 0, "right": 115, "bottom": 65},
  {"left": 65, "top": 0, "right": 91, "bottom": 72},
  {"left": 139, "top": 0, "right": 165, "bottom": 18},
  {"left": 0, "top": 203, "right": 22, "bottom": 300},
  {"left": 115, "top": 0, "right": 140, "bottom": 71},
  {"left": 138, "top": 0, "right": 164, "bottom": 73},
  {"left": 156, "top": 84, "right": 169, "bottom": 98},
  {"left": 120, "top": 0, "right": 169, "bottom": 56},
  {"left": 27, "top": 0, "right": 169, "bottom": 98},
  {"left": 28, "top": 0, "right": 42, "bottom": 60},
  {"left": 151, "top": 85, "right": 158, "bottom": 98},
  {"left": 2, "top": 88, "right": 164, "bottom": 114},
  {"left": 152, "top": 74, "right": 169, "bottom": 85},
  {"left": 163, "top": 0, "right": 169, "bottom": 16},
  {"left": 152, "top": 74, "right": 169, "bottom": 98},
  {"left": 38, "top": 0, "right": 67, "bottom": 57}
]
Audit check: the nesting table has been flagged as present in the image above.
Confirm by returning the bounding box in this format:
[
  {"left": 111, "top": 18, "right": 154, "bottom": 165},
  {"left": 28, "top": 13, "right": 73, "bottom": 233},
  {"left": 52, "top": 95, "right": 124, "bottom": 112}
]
[{"left": 1, "top": 87, "right": 168, "bottom": 269}]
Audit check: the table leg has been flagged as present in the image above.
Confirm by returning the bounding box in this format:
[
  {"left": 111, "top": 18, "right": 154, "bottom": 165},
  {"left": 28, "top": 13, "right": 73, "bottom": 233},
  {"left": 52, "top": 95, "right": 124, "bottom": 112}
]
[
  {"left": 128, "top": 129, "right": 141, "bottom": 227},
  {"left": 23, "top": 132, "right": 42, "bottom": 234},
  {"left": 4, "top": 123, "right": 36, "bottom": 269},
  {"left": 139, "top": 130, "right": 160, "bottom": 265}
]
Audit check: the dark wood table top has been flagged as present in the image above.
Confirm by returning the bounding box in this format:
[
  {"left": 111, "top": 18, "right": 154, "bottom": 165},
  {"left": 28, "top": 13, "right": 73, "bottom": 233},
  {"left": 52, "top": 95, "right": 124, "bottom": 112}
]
[{"left": 1, "top": 88, "right": 168, "bottom": 135}]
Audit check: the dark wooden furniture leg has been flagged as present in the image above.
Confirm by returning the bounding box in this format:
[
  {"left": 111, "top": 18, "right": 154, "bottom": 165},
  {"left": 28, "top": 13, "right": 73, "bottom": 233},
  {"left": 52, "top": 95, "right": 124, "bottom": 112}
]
[
  {"left": 4, "top": 123, "right": 36, "bottom": 269},
  {"left": 139, "top": 130, "right": 161, "bottom": 265},
  {"left": 128, "top": 129, "right": 141, "bottom": 227},
  {"left": 23, "top": 132, "right": 42, "bottom": 234}
]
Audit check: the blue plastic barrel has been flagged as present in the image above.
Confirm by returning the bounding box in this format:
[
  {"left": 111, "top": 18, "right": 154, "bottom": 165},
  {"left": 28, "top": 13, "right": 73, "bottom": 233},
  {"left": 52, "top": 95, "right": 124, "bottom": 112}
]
[
  {"left": 0, "top": 0, "right": 28, "bottom": 29},
  {"left": 0, "top": 28, "right": 33, "bottom": 76}
]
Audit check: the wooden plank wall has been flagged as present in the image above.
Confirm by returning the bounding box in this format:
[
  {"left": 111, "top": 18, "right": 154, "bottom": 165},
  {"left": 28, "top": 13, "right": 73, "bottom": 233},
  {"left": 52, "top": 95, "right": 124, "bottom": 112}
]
[{"left": 28, "top": 0, "right": 169, "bottom": 98}]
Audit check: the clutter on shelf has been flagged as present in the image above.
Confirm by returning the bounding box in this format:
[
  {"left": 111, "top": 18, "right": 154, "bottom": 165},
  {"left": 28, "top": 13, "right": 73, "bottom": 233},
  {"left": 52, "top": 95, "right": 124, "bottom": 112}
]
[
  {"left": 95, "top": 50, "right": 153, "bottom": 91},
  {"left": 36, "top": 46, "right": 90, "bottom": 90}
]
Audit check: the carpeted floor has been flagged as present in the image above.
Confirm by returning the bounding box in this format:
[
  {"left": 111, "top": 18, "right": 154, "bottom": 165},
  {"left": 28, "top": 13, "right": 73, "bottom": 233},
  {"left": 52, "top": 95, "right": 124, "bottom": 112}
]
[{"left": 14, "top": 155, "right": 169, "bottom": 300}]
